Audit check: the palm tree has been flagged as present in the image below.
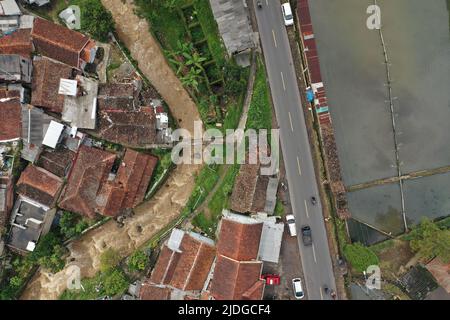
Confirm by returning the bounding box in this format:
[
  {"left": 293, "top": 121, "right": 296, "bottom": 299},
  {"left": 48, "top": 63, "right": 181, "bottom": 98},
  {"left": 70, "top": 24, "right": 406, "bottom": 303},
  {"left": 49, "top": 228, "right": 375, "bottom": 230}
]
[
  {"left": 183, "top": 51, "right": 207, "bottom": 70},
  {"left": 181, "top": 67, "right": 202, "bottom": 92}
]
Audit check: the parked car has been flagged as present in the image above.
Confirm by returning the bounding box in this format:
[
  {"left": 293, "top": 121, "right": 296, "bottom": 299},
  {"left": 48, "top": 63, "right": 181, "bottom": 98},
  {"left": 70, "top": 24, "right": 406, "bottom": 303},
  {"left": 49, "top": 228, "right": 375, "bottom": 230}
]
[
  {"left": 261, "top": 274, "right": 281, "bottom": 285},
  {"left": 281, "top": 2, "right": 294, "bottom": 26},
  {"left": 292, "top": 278, "right": 304, "bottom": 299},
  {"left": 286, "top": 214, "right": 297, "bottom": 236},
  {"left": 301, "top": 225, "right": 312, "bottom": 246}
]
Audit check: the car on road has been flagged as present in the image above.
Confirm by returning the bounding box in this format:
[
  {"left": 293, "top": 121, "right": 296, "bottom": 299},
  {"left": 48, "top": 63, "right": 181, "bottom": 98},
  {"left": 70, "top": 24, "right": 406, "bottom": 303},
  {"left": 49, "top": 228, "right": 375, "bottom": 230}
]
[
  {"left": 292, "top": 278, "right": 304, "bottom": 299},
  {"left": 301, "top": 225, "right": 312, "bottom": 246},
  {"left": 281, "top": 3, "right": 294, "bottom": 26},
  {"left": 286, "top": 214, "right": 297, "bottom": 236}
]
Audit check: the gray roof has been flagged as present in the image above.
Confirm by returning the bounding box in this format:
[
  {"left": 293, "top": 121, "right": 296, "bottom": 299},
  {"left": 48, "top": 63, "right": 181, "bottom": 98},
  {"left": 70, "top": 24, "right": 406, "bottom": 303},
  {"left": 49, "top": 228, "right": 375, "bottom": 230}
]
[
  {"left": 7, "top": 198, "right": 48, "bottom": 253},
  {"left": 21, "top": 105, "right": 54, "bottom": 162},
  {"left": 209, "top": 0, "right": 255, "bottom": 55},
  {"left": 0, "top": 0, "right": 21, "bottom": 16},
  {"left": 62, "top": 76, "right": 98, "bottom": 129},
  {"left": 0, "top": 54, "right": 32, "bottom": 83},
  {"left": 253, "top": 213, "right": 283, "bottom": 263},
  {"left": 264, "top": 177, "right": 278, "bottom": 214}
]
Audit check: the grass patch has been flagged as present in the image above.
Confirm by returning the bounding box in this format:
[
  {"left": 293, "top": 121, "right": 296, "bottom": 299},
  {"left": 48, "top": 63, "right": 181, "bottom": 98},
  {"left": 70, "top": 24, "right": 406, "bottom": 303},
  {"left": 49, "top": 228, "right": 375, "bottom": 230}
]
[
  {"left": 274, "top": 199, "right": 284, "bottom": 217},
  {"left": 343, "top": 242, "right": 379, "bottom": 274},
  {"left": 246, "top": 58, "right": 272, "bottom": 131}
]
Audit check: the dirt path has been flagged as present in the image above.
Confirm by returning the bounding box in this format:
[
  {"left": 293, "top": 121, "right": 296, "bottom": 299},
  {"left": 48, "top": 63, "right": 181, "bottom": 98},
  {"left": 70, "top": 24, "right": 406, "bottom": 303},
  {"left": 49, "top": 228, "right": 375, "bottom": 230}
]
[
  {"left": 21, "top": 0, "right": 203, "bottom": 300},
  {"left": 101, "top": 0, "right": 201, "bottom": 135}
]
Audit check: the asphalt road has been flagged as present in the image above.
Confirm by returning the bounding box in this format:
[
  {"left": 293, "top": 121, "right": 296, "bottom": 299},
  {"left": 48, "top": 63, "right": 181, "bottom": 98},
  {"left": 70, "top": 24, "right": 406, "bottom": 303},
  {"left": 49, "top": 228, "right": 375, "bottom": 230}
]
[{"left": 254, "top": 0, "right": 337, "bottom": 300}]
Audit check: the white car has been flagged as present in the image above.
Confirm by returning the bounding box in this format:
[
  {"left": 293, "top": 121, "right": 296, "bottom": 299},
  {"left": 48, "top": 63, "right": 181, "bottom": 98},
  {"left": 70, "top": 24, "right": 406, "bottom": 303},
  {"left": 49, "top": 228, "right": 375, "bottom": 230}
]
[
  {"left": 281, "top": 2, "right": 294, "bottom": 26},
  {"left": 286, "top": 214, "right": 297, "bottom": 236},
  {"left": 292, "top": 278, "right": 305, "bottom": 299}
]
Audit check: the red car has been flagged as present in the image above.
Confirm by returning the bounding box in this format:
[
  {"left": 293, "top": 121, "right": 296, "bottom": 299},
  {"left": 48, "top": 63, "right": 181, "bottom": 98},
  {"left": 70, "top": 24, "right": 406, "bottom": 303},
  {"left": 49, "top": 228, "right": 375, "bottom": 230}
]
[{"left": 261, "top": 274, "right": 280, "bottom": 285}]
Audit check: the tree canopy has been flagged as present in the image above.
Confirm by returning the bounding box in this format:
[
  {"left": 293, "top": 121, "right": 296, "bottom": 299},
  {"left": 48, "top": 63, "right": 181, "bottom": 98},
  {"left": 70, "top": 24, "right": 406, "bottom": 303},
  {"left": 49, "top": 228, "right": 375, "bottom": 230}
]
[{"left": 409, "top": 218, "right": 450, "bottom": 263}]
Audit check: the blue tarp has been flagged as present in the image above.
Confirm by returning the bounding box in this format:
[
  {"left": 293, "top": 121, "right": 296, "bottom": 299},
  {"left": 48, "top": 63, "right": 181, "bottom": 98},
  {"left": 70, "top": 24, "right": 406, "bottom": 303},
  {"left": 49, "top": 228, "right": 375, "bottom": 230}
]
[{"left": 306, "top": 89, "right": 314, "bottom": 102}]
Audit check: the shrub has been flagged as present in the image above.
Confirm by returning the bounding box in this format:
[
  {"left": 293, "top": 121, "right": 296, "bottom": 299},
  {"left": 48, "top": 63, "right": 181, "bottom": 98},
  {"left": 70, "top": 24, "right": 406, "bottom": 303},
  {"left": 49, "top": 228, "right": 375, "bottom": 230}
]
[
  {"left": 100, "top": 248, "right": 121, "bottom": 273},
  {"left": 76, "top": 0, "right": 115, "bottom": 42},
  {"left": 343, "top": 242, "right": 379, "bottom": 273},
  {"left": 127, "top": 250, "right": 149, "bottom": 272},
  {"left": 102, "top": 269, "right": 128, "bottom": 296}
]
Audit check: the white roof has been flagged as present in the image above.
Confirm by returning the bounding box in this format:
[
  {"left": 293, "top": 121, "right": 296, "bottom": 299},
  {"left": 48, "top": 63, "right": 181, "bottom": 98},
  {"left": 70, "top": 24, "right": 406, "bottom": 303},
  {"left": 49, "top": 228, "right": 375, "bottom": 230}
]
[
  {"left": 58, "top": 78, "right": 78, "bottom": 96},
  {"left": 26, "top": 241, "right": 36, "bottom": 252},
  {"left": 0, "top": 0, "right": 21, "bottom": 16},
  {"left": 254, "top": 214, "right": 284, "bottom": 263},
  {"left": 167, "top": 228, "right": 185, "bottom": 252},
  {"left": 42, "top": 120, "right": 64, "bottom": 148}
]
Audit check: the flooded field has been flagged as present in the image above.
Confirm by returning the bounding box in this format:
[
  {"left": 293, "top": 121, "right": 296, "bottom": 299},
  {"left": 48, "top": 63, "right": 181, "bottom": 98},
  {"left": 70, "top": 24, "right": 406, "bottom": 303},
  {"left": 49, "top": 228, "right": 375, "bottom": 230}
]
[{"left": 308, "top": 0, "right": 450, "bottom": 241}]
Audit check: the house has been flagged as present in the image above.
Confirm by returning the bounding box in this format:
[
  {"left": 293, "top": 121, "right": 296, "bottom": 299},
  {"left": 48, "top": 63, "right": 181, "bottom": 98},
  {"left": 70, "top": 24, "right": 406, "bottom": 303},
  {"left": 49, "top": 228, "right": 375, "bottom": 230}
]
[
  {"left": 0, "top": 0, "right": 21, "bottom": 33},
  {"left": 0, "top": 146, "right": 14, "bottom": 231},
  {"left": 210, "top": 211, "right": 265, "bottom": 300},
  {"left": 16, "top": 164, "right": 64, "bottom": 208},
  {"left": 96, "top": 83, "right": 159, "bottom": 147},
  {"left": 0, "top": 28, "right": 32, "bottom": 58},
  {"left": 20, "top": 104, "right": 55, "bottom": 162},
  {"left": 31, "top": 57, "right": 74, "bottom": 113},
  {"left": 96, "top": 149, "right": 157, "bottom": 217},
  {"left": 209, "top": 0, "right": 255, "bottom": 66},
  {"left": 426, "top": 258, "right": 450, "bottom": 294},
  {"left": 59, "top": 6, "right": 80, "bottom": 30},
  {"left": 61, "top": 75, "right": 98, "bottom": 129},
  {"left": 140, "top": 228, "right": 216, "bottom": 300},
  {"left": 31, "top": 17, "right": 96, "bottom": 70},
  {"left": 7, "top": 196, "right": 55, "bottom": 254},
  {"left": 0, "top": 96, "right": 21, "bottom": 143},
  {"left": 0, "top": 54, "right": 32, "bottom": 83},
  {"left": 251, "top": 212, "right": 284, "bottom": 264},
  {"left": 230, "top": 163, "right": 279, "bottom": 215},
  {"left": 58, "top": 145, "right": 116, "bottom": 219},
  {"left": 35, "top": 145, "right": 75, "bottom": 178}
]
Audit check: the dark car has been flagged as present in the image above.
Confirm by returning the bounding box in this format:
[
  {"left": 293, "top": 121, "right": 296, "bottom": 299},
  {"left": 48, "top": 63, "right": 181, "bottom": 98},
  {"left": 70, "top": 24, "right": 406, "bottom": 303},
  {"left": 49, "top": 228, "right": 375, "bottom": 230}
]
[{"left": 301, "top": 225, "right": 312, "bottom": 246}]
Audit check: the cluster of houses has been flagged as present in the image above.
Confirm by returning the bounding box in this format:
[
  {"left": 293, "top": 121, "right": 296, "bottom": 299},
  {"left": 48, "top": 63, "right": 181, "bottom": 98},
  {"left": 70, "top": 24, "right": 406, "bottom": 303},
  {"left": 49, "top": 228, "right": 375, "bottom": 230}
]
[
  {"left": 0, "top": 1, "right": 170, "bottom": 255},
  {"left": 126, "top": 160, "right": 284, "bottom": 301}
]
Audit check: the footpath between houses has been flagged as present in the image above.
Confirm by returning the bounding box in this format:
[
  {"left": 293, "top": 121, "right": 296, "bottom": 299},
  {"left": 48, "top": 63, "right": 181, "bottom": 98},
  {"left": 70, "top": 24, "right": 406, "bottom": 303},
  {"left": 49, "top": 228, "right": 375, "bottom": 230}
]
[{"left": 21, "top": 0, "right": 202, "bottom": 300}]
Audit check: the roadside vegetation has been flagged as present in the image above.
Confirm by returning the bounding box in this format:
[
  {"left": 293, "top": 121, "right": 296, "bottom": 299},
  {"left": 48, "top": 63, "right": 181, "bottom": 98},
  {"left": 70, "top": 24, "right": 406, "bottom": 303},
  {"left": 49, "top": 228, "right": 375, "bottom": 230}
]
[
  {"left": 343, "top": 242, "right": 379, "bottom": 274},
  {"left": 134, "top": 0, "right": 249, "bottom": 129}
]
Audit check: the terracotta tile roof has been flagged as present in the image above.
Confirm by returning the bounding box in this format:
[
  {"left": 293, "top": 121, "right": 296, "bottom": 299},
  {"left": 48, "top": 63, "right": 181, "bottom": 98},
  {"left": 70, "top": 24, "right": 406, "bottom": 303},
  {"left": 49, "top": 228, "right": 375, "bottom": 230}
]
[
  {"left": 31, "top": 57, "right": 73, "bottom": 113},
  {"left": 169, "top": 233, "right": 216, "bottom": 291},
  {"left": 95, "top": 149, "right": 157, "bottom": 217},
  {"left": 97, "top": 108, "right": 157, "bottom": 147},
  {"left": 0, "top": 29, "right": 32, "bottom": 58},
  {"left": 251, "top": 175, "right": 269, "bottom": 213},
  {"left": 210, "top": 255, "right": 264, "bottom": 300},
  {"left": 31, "top": 18, "right": 90, "bottom": 68},
  {"left": 426, "top": 258, "right": 450, "bottom": 293},
  {"left": 0, "top": 98, "right": 21, "bottom": 142},
  {"left": 0, "top": 88, "right": 21, "bottom": 100},
  {"left": 139, "top": 282, "right": 171, "bottom": 300},
  {"left": 116, "top": 149, "right": 157, "bottom": 208},
  {"left": 58, "top": 145, "right": 116, "bottom": 219},
  {"left": 230, "top": 163, "right": 260, "bottom": 213},
  {"left": 150, "top": 232, "right": 216, "bottom": 291},
  {"left": 36, "top": 146, "right": 75, "bottom": 178},
  {"left": 216, "top": 218, "right": 263, "bottom": 261},
  {"left": 17, "top": 164, "right": 63, "bottom": 207}
]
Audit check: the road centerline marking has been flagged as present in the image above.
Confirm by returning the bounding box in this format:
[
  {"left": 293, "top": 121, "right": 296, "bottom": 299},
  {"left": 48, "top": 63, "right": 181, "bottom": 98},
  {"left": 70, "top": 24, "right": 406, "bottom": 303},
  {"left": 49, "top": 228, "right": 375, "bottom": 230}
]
[
  {"left": 304, "top": 199, "right": 309, "bottom": 218},
  {"left": 288, "top": 112, "right": 294, "bottom": 131},
  {"left": 312, "top": 244, "right": 317, "bottom": 263},
  {"left": 297, "top": 156, "right": 302, "bottom": 175},
  {"left": 281, "top": 72, "right": 286, "bottom": 91},
  {"left": 272, "top": 29, "right": 277, "bottom": 47}
]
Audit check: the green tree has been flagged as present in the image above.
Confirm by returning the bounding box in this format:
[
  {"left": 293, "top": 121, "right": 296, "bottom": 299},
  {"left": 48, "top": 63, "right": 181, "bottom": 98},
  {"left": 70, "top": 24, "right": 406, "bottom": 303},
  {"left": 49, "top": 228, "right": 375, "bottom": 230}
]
[
  {"left": 102, "top": 269, "right": 128, "bottom": 296},
  {"left": 183, "top": 51, "right": 207, "bottom": 70},
  {"left": 100, "top": 248, "right": 121, "bottom": 272},
  {"left": 77, "top": 0, "right": 115, "bottom": 42},
  {"left": 127, "top": 250, "right": 149, "bottom": 271},
  {"left": 29, "top": 232, "right": 67, "bottom": 273},
  {"left": 181, "top": 67, "right": 202, "bottom": 92},
  {"left": 409, "top": 218, "right": 450, "bottom": 263},
  {"left": 343, "top": 242, "right": 379, "bottom": 273}
]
